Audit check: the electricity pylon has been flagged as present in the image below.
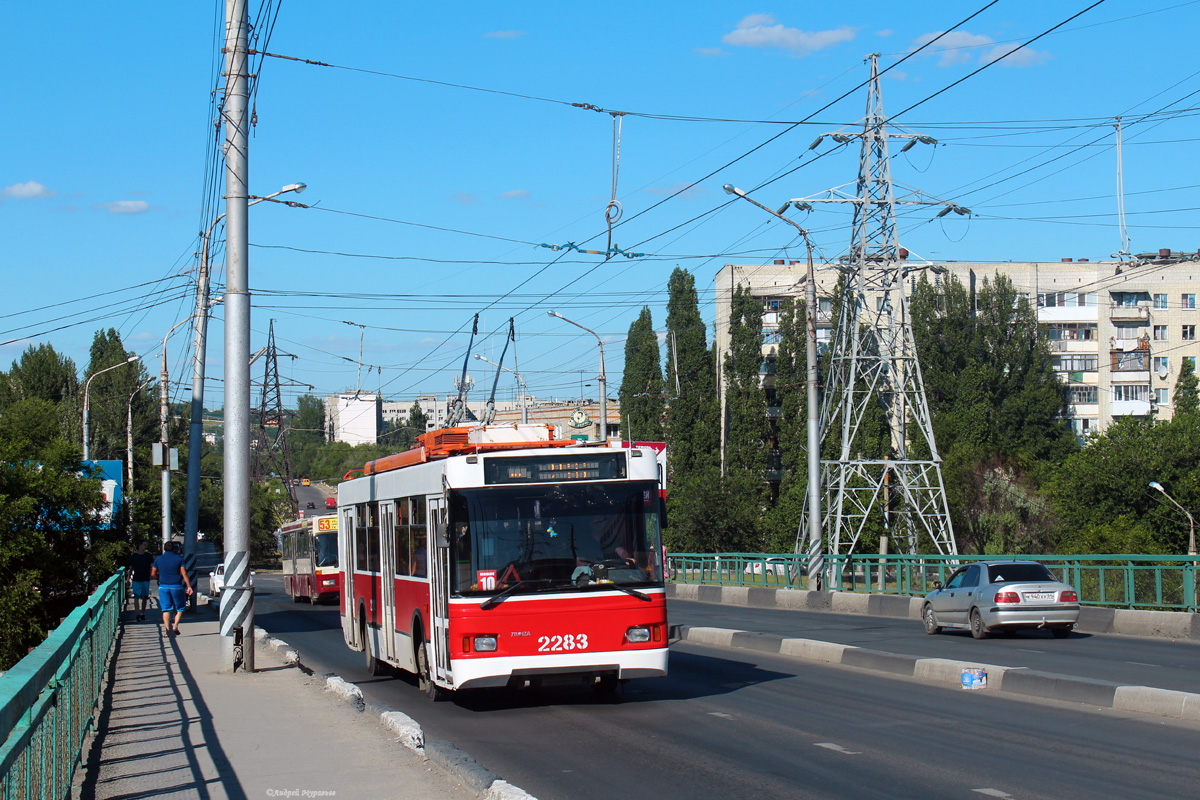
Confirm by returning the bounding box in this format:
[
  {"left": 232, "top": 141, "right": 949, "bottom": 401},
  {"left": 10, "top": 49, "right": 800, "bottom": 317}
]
[
  {"left": 795, "top": 54, "right": 962, "bottom": 580},
  {"left": 253, "top": 319, "right": 306, "bottom": 515}
]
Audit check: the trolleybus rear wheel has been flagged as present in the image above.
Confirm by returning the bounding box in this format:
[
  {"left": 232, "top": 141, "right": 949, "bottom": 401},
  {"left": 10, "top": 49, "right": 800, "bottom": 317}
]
[{"left": 361, "top": 617, "right": 389, "bottom": 676}]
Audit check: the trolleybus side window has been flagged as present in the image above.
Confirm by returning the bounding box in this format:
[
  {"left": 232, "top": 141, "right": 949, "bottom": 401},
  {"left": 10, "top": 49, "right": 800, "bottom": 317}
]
[
  {"left": 354, "top": 504, "right": 369, "bottom": 571},
  {"left": 411, "top": 495, "right": 428, "bottom": 577},
  {"left": 366, "top": 502, "right": 381, "bottom": 572}
]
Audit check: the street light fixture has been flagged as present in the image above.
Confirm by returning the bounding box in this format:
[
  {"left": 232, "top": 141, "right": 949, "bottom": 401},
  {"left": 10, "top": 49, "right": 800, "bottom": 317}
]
[
  {"left": 724, "top": 182, "right": 823, "bottom": 588},
  {"left": 1149, "top": 481, "right": 1197, "bottom": 556},
  {"left": 547, "top": 311, "right": 607, "bottom": 442},
  {"left": 82, "top": 355, "right": 140, "bottom": 461},
  {"left": 474, "top": 354, "right": 528, "bottom": 423}
]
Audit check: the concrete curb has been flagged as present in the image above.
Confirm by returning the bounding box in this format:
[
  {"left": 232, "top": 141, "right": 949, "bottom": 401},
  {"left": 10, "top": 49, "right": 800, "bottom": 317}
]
[
  {"left": 666, "top": 583, "right": 1200, "bottom": 641},
  {"left": 252, "top": 626, "right": 541, "bottom": 798},
  {"left": 672, "top": 624, "right": 1200, "bottom": 722}
]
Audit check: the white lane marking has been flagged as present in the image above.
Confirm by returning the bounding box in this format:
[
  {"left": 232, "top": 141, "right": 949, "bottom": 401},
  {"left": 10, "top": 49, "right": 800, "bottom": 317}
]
[
  {"left": 814, "top": 742, "right": 861, "bottom": 755},
  {"left": 708, "top": 712, "right": 734, "bottom": 719},
  {"left": 1126, "top": 661, "right": 1159, "bottom": 667},
  {"left": 973, "top": 790, "right": 1013, "bottom": 798},
  {"left": 1017, "top": 648, "right": 1045, "bottom": 654}
]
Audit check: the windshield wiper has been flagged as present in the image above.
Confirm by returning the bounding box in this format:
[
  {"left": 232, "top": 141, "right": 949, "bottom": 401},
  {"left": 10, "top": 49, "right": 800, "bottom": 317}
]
[
  {"left": 480, "top": 579, "right": 549, "bottom": 610},
  {"left": 605, "top": 582, "right": 652, "bottom": 602}
]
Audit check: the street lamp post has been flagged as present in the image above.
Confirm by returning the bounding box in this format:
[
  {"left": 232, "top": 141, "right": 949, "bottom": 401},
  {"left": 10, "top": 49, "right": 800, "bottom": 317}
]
[
  {"left": 474, "top": 354, "right": 528, "bottom": 423},
  {"left": 184, "top": 181, "right": 306, "bottom": 608},
  {"left": 159, "top": 317, "right": 195, "bottom": 546},
  {"left": 723, "top": 183, "right": 823, "bottom": 588},
  {"left": 1150, "top": 481, "right": 1197, "bottom": 556},
  {"left": 548, "top": 311, "right": 607, "bottom": 442},
  {"left": 126, "top": 377, "right": 154, "bottom": 525},
  {"left": 82, "top": 355, "right": 139, "bottom": 461}
]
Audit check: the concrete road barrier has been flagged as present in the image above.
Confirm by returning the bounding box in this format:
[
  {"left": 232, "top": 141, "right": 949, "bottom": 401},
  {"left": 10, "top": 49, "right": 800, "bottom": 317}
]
[{"left": 672, "top": 624, "right": 1200, "bottom": 723}]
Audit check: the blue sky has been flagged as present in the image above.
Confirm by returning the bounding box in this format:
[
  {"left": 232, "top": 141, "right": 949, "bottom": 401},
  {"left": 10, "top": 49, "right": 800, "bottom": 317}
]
[{"left": 5, "top": 1, "right": 1200, "bottom": 413}]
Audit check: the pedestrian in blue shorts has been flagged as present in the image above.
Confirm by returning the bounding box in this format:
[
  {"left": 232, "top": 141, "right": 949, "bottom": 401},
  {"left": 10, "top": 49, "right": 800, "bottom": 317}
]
[
  {"left": 151, "top": 541, "right": 193, "bottom": 636},
  {"left": 126, "top": 540, "right": 154, "bottom": 621}
]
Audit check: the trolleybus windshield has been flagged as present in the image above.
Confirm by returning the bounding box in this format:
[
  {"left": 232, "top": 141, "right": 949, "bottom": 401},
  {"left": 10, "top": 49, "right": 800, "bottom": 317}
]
[
  {"left": 315, "top": 532, "right": 338, "bottom": 568},
  {"left": 448, "top": 481, "right": 663, "bottom": 596}
]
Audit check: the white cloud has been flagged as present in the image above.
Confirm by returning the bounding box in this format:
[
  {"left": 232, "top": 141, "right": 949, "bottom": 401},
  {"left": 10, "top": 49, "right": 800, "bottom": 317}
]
[
  {"left": 3, "top": 181, "right": 56, "bottom": 199},
  {"left": 694, "top": 47, "right": 728, "bottom": 58},
  {"left": 97, "top": 200, "right": 150, "bottom": 214},
  {"left": 484, "top": 30, "right": 524, "bottom": 39},
  {"left": 722, "top": 14, "right": 854, "bottom": 56},
  {"left": 876, "top": 29, "right": 895, "bottom": 38},
  {"left": 983, "top": 43, "right": 1051, "bottom": 67},
  {"left": 498, "top": 189, "right": 531, "bottom": 200},
  {"left": 451, "top": 191, "right": 480, "bottom": 206},
  {"left": 912, "top": 31, "right": 995, "bottom": 67}
]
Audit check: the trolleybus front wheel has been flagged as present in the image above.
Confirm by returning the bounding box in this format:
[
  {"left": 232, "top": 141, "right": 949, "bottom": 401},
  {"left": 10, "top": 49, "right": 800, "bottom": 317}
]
[{"left": 415, "top": 636, "right": 447, "bottom": 701}]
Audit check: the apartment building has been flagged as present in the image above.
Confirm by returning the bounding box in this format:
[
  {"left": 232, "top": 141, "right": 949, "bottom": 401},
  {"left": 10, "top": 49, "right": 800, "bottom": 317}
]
[{"left": 714, "top": 252, "right": 1200, "bottom": 441}]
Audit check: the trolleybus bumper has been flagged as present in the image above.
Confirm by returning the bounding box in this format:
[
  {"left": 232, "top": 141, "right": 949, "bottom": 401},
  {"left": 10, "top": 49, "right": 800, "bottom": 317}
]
[{"left": 451, "top": 648, "right": 669, "bottom": 690}]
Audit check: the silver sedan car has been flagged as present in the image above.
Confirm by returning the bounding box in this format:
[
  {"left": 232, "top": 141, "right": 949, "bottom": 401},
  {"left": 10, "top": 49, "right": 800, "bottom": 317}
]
[{"left": 921, "top": 561, "right": 1080, "bottom": 639}]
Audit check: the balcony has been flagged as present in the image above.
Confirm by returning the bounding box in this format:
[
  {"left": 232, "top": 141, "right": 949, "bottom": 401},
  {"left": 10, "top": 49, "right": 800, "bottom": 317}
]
[
  {"left": 1109, "top": 304, "right": 1150, "bottom": 324},
  {"left": 1111, "top": 399, "right": 1152, "bottom": 416}
]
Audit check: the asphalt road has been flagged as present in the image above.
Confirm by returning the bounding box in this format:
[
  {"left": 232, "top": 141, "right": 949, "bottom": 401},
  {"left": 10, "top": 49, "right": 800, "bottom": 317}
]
[
  {"left": 668, "top": 597, "right": 1200, "bottom": 693},
  {"left": 246, "top": 575, "right": 1200, "bottom": 800},
  {"left": 291, "top": 481, "right": 333, "bottom": 516}
]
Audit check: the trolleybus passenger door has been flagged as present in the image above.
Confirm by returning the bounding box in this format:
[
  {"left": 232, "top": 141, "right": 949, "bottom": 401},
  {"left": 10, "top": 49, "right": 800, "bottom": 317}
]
[
  {"left": 340, "top": 506, "right": 358, "bottom": 648},
  {"left": 428, "top": 497, "right": 452, "bottom": 684},
  {"left": 380, "top": 502, "right": 398, "bottom": 664}
]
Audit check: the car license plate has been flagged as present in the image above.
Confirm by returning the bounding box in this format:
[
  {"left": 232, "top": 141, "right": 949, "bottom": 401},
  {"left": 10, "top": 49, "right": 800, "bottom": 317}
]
[{"left": 1024, "top": 592, "right": 1055, "bottom": 602}]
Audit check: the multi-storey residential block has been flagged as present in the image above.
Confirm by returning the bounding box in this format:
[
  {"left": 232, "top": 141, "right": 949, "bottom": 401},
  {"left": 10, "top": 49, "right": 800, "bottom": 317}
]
[{"left": 715, "top": 251, "right": 1200, "bottom": 445}]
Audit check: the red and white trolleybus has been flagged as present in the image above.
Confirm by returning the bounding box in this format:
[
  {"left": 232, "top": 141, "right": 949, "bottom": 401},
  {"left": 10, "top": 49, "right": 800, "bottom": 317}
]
[
  {"left": 336, "top": 423, "right": 668, "bottom": 697},
  {"left": 281, "top": 514, "right": 341, "bottom": 603}
]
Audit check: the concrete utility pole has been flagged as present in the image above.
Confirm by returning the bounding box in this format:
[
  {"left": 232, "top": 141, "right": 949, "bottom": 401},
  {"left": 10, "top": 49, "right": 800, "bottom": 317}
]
[
  {"left": 160, "top": 346, "right": 171, "bottom": 545},
  {"left": 221, "top": 0, "right": 254, "bottom": 673},
  {"left": 184, "top": 182, "right": 304, "bottom": 610}
]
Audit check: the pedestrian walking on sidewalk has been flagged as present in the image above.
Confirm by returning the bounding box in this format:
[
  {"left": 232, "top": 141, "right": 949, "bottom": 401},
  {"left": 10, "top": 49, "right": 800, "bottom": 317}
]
[
  {"left": 151, "top": 541, "right": 193, "bottom": 635},
  {"left": 127, "top": 540, "right": 154, "bottom": 621}
]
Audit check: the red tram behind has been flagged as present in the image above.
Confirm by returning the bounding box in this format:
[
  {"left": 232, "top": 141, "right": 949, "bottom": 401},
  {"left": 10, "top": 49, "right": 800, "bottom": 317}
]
[{"left": 336, "top": 424, "right": 668, "bottom": 698}]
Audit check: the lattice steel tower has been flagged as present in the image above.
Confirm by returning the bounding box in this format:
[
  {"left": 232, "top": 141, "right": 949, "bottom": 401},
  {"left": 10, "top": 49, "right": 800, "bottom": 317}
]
[
  {"left": 796, "top": 54, "right": 961, "bottom": 571},
  {"left": 253, "top": 319, "right": 298, "bottom": 515}
]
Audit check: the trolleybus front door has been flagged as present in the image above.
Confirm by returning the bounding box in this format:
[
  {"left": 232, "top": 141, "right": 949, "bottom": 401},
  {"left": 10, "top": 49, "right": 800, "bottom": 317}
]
[
  {"left": 428, "top": 497, "right": 451, "bottom": 685},
  {"left": 380, "top": 502, "right": 398, "bottom": 664},
  {"left": 340, "top": 506, "right": 358, "bottom": 648}
]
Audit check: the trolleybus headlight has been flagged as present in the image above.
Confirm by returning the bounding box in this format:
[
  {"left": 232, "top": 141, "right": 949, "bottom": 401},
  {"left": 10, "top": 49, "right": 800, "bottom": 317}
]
[
  {"left": 473, "top": 636, "right": 498, "bottom": 652},
  {"left": 626, "top": 626, "right": 651, "bottom": 643},
  {"left": 322, "top": 579, "right": 336, "bottom": 587}
]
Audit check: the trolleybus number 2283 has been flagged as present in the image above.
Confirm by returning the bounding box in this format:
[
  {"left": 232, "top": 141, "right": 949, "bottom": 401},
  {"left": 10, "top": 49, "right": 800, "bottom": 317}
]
[{"left": 337, "top": 424, "right": 669, "bottom": 698}]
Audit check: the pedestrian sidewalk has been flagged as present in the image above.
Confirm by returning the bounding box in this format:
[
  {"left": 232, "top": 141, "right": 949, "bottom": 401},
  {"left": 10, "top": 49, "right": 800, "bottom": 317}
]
[{"left": 72, "top": 604, "right": 478, "bottom": 800}]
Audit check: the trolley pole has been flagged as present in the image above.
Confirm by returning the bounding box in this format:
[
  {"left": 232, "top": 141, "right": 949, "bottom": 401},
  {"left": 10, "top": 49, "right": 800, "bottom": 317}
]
[{"left": 220, "top": 0, "right": 254, "bottom": 673}]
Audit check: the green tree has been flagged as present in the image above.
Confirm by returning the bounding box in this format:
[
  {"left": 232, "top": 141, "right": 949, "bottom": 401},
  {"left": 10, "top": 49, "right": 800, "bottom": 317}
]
[
  {"left": 408, "top": 401, "right": 429, "bottom": 436},
  {"left": 619, "top": 306, "right": 664, "bottom": 442},
  {"left": 0, "top": 398, "right": 106, "bottom": 668},
  {"left": 0, "top": 343, "right": 81, "bottom": 442},
  {"left": 723, "top": 285, "right": 768, "bottom": 475},
  {"left": 83, "top": 329, "right": 151, "bottom": 461},
  {"left": 1050, "top": 415, "right": 1200, "bottom": 554},
  {"left": 664, "top": 267, "right": 718, "bottom": 482},
  {"left": 1175, "top": 357, "right": 1198, "bottom": 416},
  {"left": 764, "top": 297, "right": 811, "bottom": 550}
]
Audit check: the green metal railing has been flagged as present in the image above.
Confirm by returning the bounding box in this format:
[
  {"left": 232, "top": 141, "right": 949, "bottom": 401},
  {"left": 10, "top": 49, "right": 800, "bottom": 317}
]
[
  {"left": 0, "top": 570, "right": 125, "bottom": 800},
  {"left": 667, "top": 553, "right": 1199, "bottom": 613}
]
